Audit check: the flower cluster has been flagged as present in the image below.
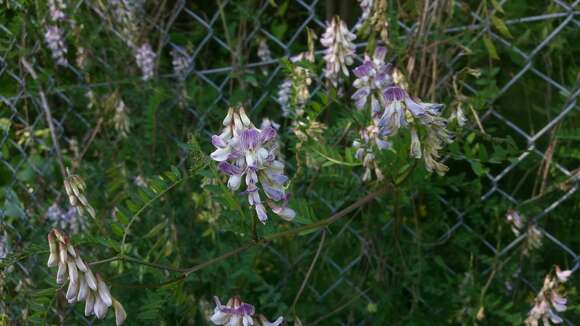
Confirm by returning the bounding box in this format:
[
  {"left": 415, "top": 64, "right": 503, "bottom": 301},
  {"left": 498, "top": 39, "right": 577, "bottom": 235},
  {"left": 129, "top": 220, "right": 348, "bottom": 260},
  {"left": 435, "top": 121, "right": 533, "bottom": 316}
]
[
  {"left": 135, "top": 43, "right": 156, "bottom": 81},
  {"left": 525, "top": 266, "right": 572, "bottom": 326},
  {"left": 46, "top": 203, "right": 86, "bottom": 235},
  {"left": 171, "top": 48, "right": 192, "bottom": 80},
  {"left": 48, "top": 0, "right": 67, "bottom": 21},
  {"left": 321, "top": 16, "right": 356, "bottom": 87},
  {"left": 351, "top": 46, "right": 452, "bottom": 177},
  {"left": 257, "top": 39, "right": 272, "bottom": 63},
  {"left": 44, "top": 26, "right": 68, "bottom": 66},
  {"left": 210, "top": 296, "right": 283, "bottom": 326},
  {"left": 64, "top": 169, "right": 96, "bottom": 219},
  {"left": 210, "top": 106, "right": 295, "bottom": 223},
  {"left": 506, "top": 209, "right": 542, "bottom": 256},
  {"left": 109, "top": 0, "right": 141, "bottom": 48},
  {"left": 355, "top": 0, "right": 389, "bottom": 44},
  {"left": 277, "top": 52, "right": 314, "bottom": 117},
  {"left": 47, "top": 229, "right": 127, "bottom": 325},
  {"left": 353, "top": 124, "right": 389, "bottom": 181}
]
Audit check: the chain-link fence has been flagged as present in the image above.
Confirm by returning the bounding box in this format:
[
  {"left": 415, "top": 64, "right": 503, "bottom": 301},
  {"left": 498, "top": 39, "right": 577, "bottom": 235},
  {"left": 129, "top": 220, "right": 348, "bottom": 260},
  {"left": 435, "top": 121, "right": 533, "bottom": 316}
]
[{"left": 1, "top": 0, "right": 579, "bottom": 324}]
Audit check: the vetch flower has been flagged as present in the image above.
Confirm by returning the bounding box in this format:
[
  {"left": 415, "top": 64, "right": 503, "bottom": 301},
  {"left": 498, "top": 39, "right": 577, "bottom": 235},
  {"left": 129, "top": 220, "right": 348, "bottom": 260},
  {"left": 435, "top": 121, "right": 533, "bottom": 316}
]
[
  {"left": 171, "top": 48, "right": 192, "bottom": 80},
  {"left": 351, "top": 46, "right": 393, "bottom": 112},
  {"left": 211, "top": 106, "right": 295, "bottom": 223},
  {"left": 277, "top": 52, "right": 314, "bottom": 117},
  {"left": 525, "top": 266, "right": 572, "bottom": 326},
  {"left": 321, "top": 16, "right": 356, "bottom": 87},
  {"left": 350, "top": 46, "right": 452, "bottom": 177},
  {"left": 44, "top": 26, "right": 68, "bottom": 66},
  {"left": 135, "top": 43, "right": 156, "bottom": 81},
  {"left": 46, "top": 229, "right": 127, "bottom": 325},
  {"left": 505, "top": 210, "right": 543, "bottom": 256},
  {"left": 210, "top": 296, "right": 283, "bottom": 326},
  {"left": 48, "top": 0, "right": 67, "bottom": 22},
  {"left": 257, "top": 39, "right": 272, "bottom": 63},
  {"left": 555, "top": 266, "right": 572, "bottom": 283},
  {"left": 46, "top": 203, "right": 86, "bottom": 235}
]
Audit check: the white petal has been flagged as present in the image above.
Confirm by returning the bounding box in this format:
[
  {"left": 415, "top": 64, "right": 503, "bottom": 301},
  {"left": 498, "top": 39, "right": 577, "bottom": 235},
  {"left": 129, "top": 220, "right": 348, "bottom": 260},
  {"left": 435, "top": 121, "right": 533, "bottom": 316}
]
[
  {"left": 75, "top": 256, "right": 88, "bottom": 272},
  {"left": 211, "top": 147, "right": 231, "bottom": 162},
  {"left": 94, "top": 294, "right": 109, "bottom": 319},
  {"left": 85, "top": 292, "right": 95, "bottom": 316},
  {"left": 85, "top": 269, "right": 97, "bottom": 290},
  {"left": 66, "top": 279, "right": 79, "bottom": 302},
  {"left": 210, "top": 309, "right": 231, "bottom": 325},
  {"left": 97, "top": 274, "right": 113, "bottom": 306},
  {"left": 67, "top": 261, "right": 78, "bottom": 283},
  {"left": 56, "top": 261, "right": 67, "bottom": 284},
  {"left": 77, "top": 275, "right": 89, "bottom": 301},
  {"left": 228, "top": 174, "right": 242, "bottom": 190}
]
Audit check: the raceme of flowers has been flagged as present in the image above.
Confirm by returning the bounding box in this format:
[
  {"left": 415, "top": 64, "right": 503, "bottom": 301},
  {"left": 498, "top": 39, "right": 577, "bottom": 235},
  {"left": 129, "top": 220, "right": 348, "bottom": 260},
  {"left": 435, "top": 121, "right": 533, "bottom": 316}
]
[
  {"left": 506, "top": 209, "right": 543, "bottom": 256},
  {"left": 44, "top": 26, "right": 68, "bottom": 66},
  {"left": 351, "top": 46, "right": 452, "bottom": 176},
  {"left": 277, "top": 52, "right": 315, "bottom": 117},
  {"left": 171, "top": 48, "right": 193, "bottom": 80},
  {"left": 525, "top": 266, "right": 573, "bottom": 326},
  {"left": 321, "top": 16, "right": 356, "bottom": 87},
  {"left": 47, "top": 229, "right": 127, "bottom": 325},
  {"left": 135, "top": 43, "right": 156, "bottom": 81},
  {"left": 64, "top": 169, "right": 96, "bottom": 219},
  {"left": 210, "top": 106, "right": 295, "bottom": 223},
  {"left": 46, "top": 203, "right": 86, "bottom": 235},
  {"left": 210, "top": 296, "right": 283, "bottom": 326}
]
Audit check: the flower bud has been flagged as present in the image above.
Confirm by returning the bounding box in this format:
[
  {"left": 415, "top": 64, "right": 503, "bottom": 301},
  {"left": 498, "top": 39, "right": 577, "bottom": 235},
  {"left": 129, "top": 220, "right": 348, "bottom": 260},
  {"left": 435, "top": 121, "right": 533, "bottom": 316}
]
[
  {"left": 96, "top": 273, "right": 113, "bottom": 307},
  {"left": 113, "top": 298, "right": 127, "bottom": 325}
]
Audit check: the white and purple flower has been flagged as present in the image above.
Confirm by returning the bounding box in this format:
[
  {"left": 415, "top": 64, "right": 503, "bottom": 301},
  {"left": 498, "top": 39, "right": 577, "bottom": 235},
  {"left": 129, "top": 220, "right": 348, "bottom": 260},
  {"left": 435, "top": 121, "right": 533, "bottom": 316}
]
[
  {"left": 210, "top": 296, "right": 283, "bottom": 326},
  {"left": 44, "top": 26, "right": 68, "bottom": 66},
  {"left": 211, "top": 106, "right": 295, "bottom": 223},
  {"left": 321, "top": 16, "right": 356, "bottom": 87},
  {"left": 135, "top": 43, "right": 156, "bottom": 81}
]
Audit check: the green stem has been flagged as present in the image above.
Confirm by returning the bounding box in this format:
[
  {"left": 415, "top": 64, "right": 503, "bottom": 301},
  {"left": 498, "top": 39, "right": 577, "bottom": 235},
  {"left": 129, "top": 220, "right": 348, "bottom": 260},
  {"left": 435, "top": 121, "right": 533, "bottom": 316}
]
[{"left": 120, "top": 174, "right": 191, "bottom": 255}]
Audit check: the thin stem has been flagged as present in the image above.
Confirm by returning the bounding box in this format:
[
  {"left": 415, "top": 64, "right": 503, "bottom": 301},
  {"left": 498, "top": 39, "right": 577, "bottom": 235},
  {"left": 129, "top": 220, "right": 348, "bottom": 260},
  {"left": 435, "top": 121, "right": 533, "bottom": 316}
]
[
  {"left": 291, "top": 230, "right": 326, "bottom": 314},
  {"left": 120, "top": 174, "right": 190, "bottom": 255},
  {"left": 112, "top": 186, "right": 390, "bottom": 288}
]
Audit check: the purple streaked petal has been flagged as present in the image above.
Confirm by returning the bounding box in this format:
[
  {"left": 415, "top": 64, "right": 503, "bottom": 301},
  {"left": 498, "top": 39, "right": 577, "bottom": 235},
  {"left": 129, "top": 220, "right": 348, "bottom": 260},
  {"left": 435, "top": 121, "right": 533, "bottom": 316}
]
[
  {"left": 373, "top": 46, "right": 387, "bottom": 62},
  {"left": 263, "top": 183, "right": 284, "bottom": 201},
  {"left": 218, "top": 162, "right": 242, "bottom": 175},
  {"left": 211, "top": 135, "right": 227, "bottom": 148},
  {"left": 260, "top": 126, "right": 277, "bottom": 143},
  {"left": 383, "top": 86, "right": 406, "bottom": 103},
  {"left": 240, "top": 129, "right": 261, "bottom": 151},
  {"left": 267, "top": 172, "right": 288, "bottom": 185},
  {"left": 404, "top": 97, "right": 427, "bottom": 116},
  {"left": 353, "top": 61, "right": 373, "bottom": 78},
  {"left": 255, "top": 204, "right": 268, "bottom": 223}
]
